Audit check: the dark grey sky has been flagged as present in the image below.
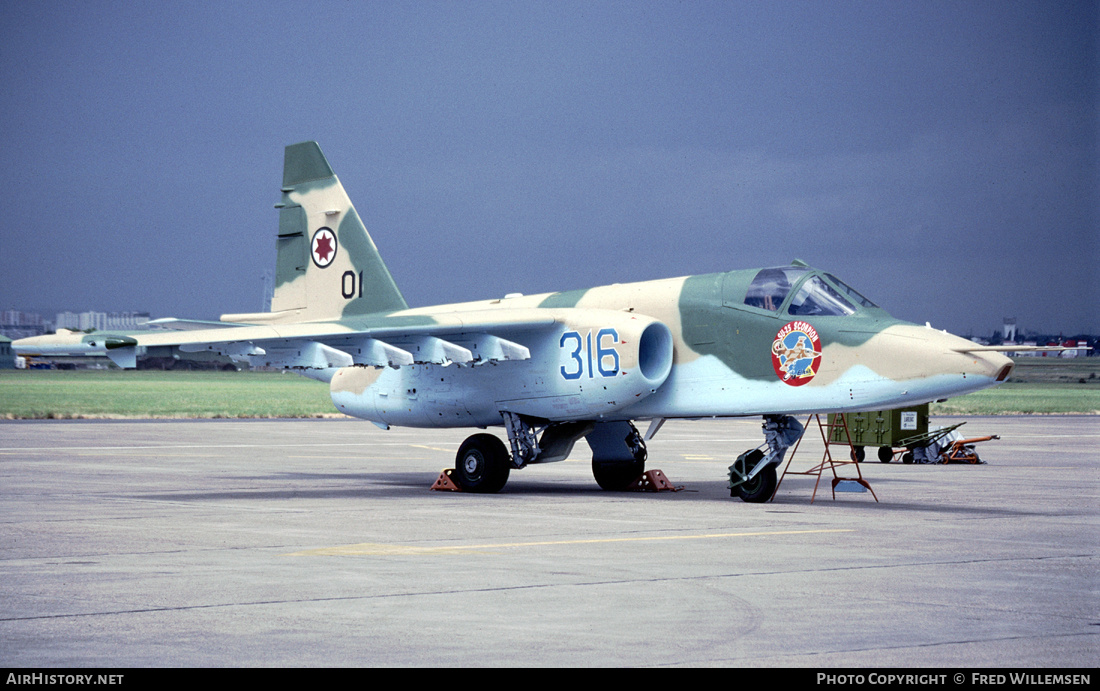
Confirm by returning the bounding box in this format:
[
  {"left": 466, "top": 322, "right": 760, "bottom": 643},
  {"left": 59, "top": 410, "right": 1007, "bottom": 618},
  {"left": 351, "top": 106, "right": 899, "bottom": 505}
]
[{"left": 1, "top": 1, "right": 1096, "bottom": 335}]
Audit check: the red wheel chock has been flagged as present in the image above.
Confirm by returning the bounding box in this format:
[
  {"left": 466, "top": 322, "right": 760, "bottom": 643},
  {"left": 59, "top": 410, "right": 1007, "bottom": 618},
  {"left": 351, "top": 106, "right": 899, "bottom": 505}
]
[
  {"left": 430, "top": 469, "right": 464, "bottom": 492},
  {"left": 625, "top": 469, "right": 682, "bottom": 492}
]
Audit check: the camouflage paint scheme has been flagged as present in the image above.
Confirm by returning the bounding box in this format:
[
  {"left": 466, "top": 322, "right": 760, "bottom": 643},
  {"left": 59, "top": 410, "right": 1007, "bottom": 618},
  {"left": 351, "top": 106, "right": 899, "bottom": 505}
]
[{"left": 15, "top": 142, "right": 1013, "bottom": 492}]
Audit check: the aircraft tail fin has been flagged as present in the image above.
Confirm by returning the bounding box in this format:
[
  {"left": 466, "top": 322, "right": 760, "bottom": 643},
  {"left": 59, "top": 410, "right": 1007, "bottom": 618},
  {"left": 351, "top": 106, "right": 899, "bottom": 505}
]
[{"left": 232, "top": 141, "right": 407, "bottom": 324}]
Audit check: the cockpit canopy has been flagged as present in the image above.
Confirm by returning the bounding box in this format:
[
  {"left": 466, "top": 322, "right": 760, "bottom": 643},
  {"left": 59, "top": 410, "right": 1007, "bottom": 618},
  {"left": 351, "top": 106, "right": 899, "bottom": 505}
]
[{"left": 743, "top": 266, "right": 877, "bottom": 317}]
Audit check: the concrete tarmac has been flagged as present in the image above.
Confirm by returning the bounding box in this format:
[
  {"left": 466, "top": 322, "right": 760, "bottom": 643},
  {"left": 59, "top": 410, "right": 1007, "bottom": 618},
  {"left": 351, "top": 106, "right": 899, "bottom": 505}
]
[{"left": 0, "top": 416, "right": 1096, "bottom": 668}]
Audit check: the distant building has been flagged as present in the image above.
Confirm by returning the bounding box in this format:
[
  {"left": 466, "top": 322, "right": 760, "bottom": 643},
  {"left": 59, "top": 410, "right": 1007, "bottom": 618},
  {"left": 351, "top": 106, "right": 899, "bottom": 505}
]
[
  {"left": 0, "top": 310, "right": 53, "bottom": 340},
  {"left": 55, "top": 311, "right": 80, "bottom": 330},
  {"left": 79, "top": 312, "right": 106, "bottom": 331},
  {"left": 1057, "top": 340, "right": 1084, "bottom": 358},
  {"left": 0, "top": 335, "right": 14, "bottom": 369},
  {"left": 105, "top": 312, "right": 150, "bottom": 330},
  {"left": 55, "top": 311, "right": 151, "bottom": 332}
]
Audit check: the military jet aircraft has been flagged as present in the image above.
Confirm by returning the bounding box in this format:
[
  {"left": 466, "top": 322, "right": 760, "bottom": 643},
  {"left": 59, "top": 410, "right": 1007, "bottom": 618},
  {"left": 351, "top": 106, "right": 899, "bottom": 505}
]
[{"left": 15, "top": 142, "right": 1016, "bottom": 500}]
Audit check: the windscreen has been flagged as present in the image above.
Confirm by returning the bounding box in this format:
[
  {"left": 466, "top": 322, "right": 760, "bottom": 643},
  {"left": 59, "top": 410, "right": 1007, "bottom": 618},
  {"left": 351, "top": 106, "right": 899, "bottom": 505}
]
[
  {"left": 787, "top": 276, "right": 857, "bottom": 316},
  {"left": 825, "top": 274, "right": 877, "bottom": 308}
]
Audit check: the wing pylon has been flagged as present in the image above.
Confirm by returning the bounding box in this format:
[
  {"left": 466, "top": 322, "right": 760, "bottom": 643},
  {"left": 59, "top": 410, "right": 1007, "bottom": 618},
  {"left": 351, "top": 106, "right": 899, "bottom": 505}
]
[{"left": 129, "top": 312, "right": 540, "bottom": 377}]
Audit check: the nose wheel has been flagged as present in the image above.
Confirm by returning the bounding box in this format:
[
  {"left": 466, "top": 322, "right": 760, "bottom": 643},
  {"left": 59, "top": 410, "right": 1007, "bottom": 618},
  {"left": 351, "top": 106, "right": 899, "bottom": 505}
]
[
  {"left": 728, "top": 449, "right": 778, "bottom": 503},
  {"left": 727, "top": 415, "right": 803, "bottom": 503}
]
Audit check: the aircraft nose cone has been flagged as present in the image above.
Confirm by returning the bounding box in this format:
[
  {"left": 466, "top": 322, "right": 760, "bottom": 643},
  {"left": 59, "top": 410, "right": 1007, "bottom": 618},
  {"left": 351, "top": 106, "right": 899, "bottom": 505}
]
[
  {"left": 942, "top": 331, "right": 1014, "bottom": 380},
  {"left": 971, "top": 350, "right": 1014, "bottom": 383},
  {"left": 842, "top": 324, "right": 1015, "bottom": 402},
  {"left": 922, "top": 327, "right": 1015, "bottom": 393},
  {"left": 987, "top": 353, "right": 1014, "bottom": 383}
]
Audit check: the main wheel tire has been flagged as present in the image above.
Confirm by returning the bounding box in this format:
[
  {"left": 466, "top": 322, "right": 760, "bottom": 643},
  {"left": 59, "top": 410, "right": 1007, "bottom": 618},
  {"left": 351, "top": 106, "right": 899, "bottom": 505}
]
[
  {"left": 454, "top": 434, "right": 511, "bottom": 493},
  {"left": 592, "top": 456, "right": 645, "bottom": 491},
  {"left": 737, "top": 463, "right": 777, "bottom": 503}
]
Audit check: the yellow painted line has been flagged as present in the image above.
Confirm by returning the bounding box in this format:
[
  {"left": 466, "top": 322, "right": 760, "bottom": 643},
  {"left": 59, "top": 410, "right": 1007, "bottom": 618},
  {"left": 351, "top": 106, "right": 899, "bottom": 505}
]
[
  {"left": 285, "top": 529, "right": 854, "bottom": 557},
  {"left": 410, "top": 444, "right": 454, "bottom": 453}
]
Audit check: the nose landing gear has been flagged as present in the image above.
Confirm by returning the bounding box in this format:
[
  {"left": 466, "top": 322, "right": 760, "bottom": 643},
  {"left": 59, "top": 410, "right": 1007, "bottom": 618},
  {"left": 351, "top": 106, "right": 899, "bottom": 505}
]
[{"left": 728, "top": 415, "right": 804, "bottom": 503}]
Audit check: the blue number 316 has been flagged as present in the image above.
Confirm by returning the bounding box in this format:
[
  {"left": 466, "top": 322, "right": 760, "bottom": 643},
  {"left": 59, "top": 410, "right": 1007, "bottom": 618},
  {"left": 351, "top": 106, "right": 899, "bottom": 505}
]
[{"left": 560, "top": 328, "right": 619, "bottom": 380}]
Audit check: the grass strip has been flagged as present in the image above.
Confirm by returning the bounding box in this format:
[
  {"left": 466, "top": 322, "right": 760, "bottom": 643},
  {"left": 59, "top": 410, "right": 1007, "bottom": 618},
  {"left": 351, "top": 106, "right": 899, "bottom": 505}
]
[
  {"left": 0, "top": 370, "right": 334, "bottom": 419},
  {"left": 1, "top": 361, "right": 1097, "bottom": 419}
]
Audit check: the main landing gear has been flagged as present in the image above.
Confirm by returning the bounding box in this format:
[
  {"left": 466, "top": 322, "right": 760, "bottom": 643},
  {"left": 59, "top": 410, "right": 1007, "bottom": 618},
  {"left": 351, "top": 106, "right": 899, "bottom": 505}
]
[
  {"left": 587, "top": 421, "right": 647, "bottom": 491},
  {"left": 453, "top": 434, "right": 511, "bottom": 494},
  {"left": 450, "top": 414, "right": 648, "bottom": 493}
]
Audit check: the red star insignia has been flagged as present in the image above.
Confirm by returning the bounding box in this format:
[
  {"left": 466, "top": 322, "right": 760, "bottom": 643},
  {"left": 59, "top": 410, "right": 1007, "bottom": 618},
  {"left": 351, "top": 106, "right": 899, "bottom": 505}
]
[{"left": 314, "top": 234, "right": 334, "bottom": 262}]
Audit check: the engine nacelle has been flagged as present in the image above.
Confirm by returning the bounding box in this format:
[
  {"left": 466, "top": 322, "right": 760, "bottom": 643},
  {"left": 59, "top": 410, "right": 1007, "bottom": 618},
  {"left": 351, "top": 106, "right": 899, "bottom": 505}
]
[
  {"left": 329, "top": 310, "right": 674, "bottom": 427},
  {"left": 545, "top": 310, "right": 674, "bottom": 417}
]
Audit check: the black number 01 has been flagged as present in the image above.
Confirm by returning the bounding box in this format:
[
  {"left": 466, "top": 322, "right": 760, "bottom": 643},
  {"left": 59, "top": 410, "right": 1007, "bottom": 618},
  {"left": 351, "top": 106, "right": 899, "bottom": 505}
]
[{"left": 341, "top": 270, "right": 363, "bottom": 299}]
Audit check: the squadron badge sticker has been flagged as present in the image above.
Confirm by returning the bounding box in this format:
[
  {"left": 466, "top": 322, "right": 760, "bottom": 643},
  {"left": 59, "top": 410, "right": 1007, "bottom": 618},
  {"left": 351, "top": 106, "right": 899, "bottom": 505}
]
[
  {"left": 771, "top": 321, "right": 822, "bottom": 386},
  {"left": 311, "top": 227, "right": 338, "bottom": 268}
]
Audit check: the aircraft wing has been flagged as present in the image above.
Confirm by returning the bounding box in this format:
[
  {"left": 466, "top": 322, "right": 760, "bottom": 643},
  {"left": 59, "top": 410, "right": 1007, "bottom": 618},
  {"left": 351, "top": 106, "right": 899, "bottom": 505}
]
[
  {"left": 145, "top": 318, "right": 258, "bottom": 331},
  {"left": 94, "top": 308, "right": 563, "bottom": 372}
]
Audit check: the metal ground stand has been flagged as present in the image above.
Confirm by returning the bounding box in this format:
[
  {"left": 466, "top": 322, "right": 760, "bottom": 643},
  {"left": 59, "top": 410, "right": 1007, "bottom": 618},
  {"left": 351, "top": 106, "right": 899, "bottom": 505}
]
[{"left": 775, "top": 414, "right": 878, "bottom": 503}]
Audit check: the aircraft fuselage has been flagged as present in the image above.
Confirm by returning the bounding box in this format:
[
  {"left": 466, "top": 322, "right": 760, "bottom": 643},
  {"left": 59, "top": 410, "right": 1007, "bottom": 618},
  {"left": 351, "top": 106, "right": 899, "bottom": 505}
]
[{"left": 329, "top": 269, "right": 1012, "bottom": 429}]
